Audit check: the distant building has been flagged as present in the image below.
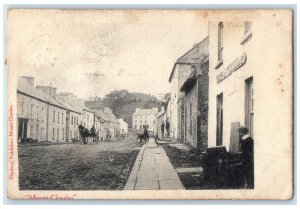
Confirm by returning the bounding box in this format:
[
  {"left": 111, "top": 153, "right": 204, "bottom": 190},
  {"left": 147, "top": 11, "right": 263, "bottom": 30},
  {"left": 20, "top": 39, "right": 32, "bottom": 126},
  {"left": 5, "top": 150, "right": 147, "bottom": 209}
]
[
  {"left": 132, "top": 107, "right": 158, "bottom": 133},
  {"left": 155, "top": 106, "right": 165, "bottom": 139},
  {"left": 118, "top": 118, "right": 128, "bottom": 135}
]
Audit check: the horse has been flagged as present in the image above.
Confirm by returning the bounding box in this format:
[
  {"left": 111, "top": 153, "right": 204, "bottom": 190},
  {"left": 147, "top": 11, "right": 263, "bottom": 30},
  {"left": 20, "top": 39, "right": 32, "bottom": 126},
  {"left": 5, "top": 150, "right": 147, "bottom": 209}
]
[
  {"left": 137, "top": 133, "right": 144, "bottom": 142},
  {"left": 78, "top": 125, "right": 90, "bottom": 144},
  {"left": 137, "top": 133, "right": 149, "bottom": 143}
]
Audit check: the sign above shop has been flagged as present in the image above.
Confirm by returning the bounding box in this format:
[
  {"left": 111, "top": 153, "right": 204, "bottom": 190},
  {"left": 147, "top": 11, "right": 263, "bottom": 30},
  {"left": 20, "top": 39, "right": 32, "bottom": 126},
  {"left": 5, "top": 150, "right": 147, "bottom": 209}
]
[{"left": 216, "top": 52, "right": 247, "bottom": 84}]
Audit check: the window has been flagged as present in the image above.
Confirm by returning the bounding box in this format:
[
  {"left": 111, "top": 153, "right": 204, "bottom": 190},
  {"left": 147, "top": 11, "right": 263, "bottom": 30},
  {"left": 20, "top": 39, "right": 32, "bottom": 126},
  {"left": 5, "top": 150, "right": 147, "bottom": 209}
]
[
  {"left": 57, "top": 128, "right": 59, "bottom": 141},
  {"left": 71, "top": 116, "right": 73, "bottom": 125},
  {"left": 241, "top": 21, "right": 252, "bottom": 45},
  {"left": 41, "top": 107, "right": 44, "bottom": 121},
  {"left": 70, "top": 130, "right": 72, "bottom": 139},
  {"left": 189, "top": 104, "right": 192, "bottom": 134},
  {"left": 140, "top": 125, "right": 142, "bottom": 130},
  {"left": 135, "top": 120, "right": 137, "bottom": 124},
  {"left": 77, "top": 117, "right": 78, "bottom": 125},
  {"left": 218, "top": 22, "right": 224, "bottom": 63},
  {"left": 245, "top": 78, "right": 254, "bottom": 137},
  {"left": 216, "top": 93, "right": 223, "bottom": 146},
  {"left": 36, "top": 106, "right": 39, "bottom": 120},
  {"left": 135, "top": 125, "right": 137, "bottom": 129},
  {"left": 62, "top": 113, "right": 64, "bottom": 124},
  {"left": 31, "top": 104, "right": 33, "bottom": 118},
  {"left": 145, "top": 120, "right": 147, "bottom": 124},
  {"left": 21, "top": 102, "right": 25, "bottom": 115},
  {"left": 244, "top": 21, "right": 251, "bottom": 34},
  {"left": 58, "top": 112, "right": 60, "bottom": 124},
  {"left": 53, "top": 110, "right": 55, "bottom": 123},
  {"left": 140, "top": 120, "right": 142, "bottom": 124},
  {"left": 53, "top": 128, "right": 55, "bottom": 140},
  {"left": 62, "top": 128, "right": 64, "bottom": 140}
]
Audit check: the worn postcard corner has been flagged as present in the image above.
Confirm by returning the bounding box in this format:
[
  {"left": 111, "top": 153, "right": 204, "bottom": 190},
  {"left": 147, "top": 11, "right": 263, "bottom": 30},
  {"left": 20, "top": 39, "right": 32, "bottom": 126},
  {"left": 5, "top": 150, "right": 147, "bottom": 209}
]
[{"left": 6, "top": 9, "right": 293, "bottom": 200}]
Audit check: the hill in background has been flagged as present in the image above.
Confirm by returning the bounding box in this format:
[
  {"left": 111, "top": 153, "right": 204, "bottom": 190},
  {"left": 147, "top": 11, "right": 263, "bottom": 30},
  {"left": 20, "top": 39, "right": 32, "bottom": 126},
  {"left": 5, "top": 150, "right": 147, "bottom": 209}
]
[{"left": 85, "top": 91, "right": 161, "bottom": 126}]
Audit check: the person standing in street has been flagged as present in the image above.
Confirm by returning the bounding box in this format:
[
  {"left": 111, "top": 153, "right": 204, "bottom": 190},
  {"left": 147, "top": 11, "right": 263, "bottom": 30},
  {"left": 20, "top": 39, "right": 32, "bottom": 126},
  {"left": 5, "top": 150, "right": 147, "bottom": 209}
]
[
  {"left": 238, "top": 126, "right": 254, "bottom": 189},
  {"left": 143, "top": 127, "right": 149, "bottom": 142}
]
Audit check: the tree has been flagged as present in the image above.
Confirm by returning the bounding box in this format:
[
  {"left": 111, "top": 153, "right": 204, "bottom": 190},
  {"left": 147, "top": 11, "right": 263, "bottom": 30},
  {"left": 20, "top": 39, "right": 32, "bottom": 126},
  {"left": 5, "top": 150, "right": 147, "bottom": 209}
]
[{"left": 103, "top": 90, "right": 129, "bottom": 113}]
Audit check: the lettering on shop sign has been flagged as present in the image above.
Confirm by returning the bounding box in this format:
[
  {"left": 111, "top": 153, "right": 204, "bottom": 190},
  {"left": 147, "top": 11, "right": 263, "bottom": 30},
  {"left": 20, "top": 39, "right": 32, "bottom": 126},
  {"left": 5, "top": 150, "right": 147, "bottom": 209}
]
[{"left": 216, "top": 52, "right": 247, "bottom": 84}]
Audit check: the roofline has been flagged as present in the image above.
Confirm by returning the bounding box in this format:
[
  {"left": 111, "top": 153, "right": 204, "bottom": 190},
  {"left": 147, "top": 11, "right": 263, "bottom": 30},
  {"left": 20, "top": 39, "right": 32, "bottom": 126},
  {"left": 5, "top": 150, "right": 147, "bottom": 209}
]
[
  {"left": 168, "top": 36, "right": 209, "bottom": 83},
  {"left": 17, "top": 90, "right": 67, "bottom": 110}
]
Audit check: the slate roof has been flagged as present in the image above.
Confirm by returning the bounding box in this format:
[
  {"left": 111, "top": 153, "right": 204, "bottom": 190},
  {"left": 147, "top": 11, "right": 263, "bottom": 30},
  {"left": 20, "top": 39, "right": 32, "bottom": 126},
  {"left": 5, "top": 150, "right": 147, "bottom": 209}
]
[
  {"left": 169, "top": 36, "right": 209, "bottom": 82},
  {"left": 133, "top": 108, "right": 157, "bottom": 115},
  {"left": 55, "top": 97, "right": 82, "bottom": 114},
  {"left": 94, "top": 110, "right": 110, "bottom": 122},
  {"left": 17, "top": 77, "right": 66, "bottom": 109}
]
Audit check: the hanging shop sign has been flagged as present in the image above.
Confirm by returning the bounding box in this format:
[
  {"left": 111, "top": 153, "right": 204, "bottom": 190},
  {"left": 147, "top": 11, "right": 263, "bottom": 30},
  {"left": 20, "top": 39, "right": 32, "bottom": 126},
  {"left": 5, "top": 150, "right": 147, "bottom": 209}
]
[{"left": 216, "top": 52, "right": 247, "bottom": 84}]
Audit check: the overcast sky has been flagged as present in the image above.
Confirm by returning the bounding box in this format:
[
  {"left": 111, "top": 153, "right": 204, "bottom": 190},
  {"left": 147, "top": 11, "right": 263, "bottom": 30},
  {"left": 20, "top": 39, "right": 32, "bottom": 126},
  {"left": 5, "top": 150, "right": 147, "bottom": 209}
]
[{"left": 8, "top": 10, "right": 208, "bottom": 100}]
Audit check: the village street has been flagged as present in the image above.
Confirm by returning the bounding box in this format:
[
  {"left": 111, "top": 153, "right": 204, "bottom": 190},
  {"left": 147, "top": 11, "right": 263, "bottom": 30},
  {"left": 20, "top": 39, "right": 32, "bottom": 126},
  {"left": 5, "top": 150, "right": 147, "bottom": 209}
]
[{"left": 124, "top": 138, "right": 184, "bottom": 190}]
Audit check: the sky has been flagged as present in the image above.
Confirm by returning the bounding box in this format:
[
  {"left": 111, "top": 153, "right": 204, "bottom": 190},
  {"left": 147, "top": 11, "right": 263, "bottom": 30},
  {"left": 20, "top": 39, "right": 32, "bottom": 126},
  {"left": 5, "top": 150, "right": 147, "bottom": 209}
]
[{"left": 8, "top": 10, "right": 208, "bottom": 100}]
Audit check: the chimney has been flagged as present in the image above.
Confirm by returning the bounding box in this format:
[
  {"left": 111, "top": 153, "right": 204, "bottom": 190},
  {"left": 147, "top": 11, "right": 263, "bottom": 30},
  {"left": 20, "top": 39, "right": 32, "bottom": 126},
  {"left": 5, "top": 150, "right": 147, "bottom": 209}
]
[
  {"left": 36, "top": 86, "right": 57, "bottom": 98},
  {"left": 22, "top": 76, "right": 34, "bottom": 86}
]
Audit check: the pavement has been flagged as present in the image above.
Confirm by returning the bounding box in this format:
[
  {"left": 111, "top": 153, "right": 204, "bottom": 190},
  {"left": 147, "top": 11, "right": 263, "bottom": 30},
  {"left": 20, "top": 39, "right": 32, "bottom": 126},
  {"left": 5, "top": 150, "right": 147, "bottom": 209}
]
[{"left": 124, "top": 138, "right": 185, "bottom": 190}]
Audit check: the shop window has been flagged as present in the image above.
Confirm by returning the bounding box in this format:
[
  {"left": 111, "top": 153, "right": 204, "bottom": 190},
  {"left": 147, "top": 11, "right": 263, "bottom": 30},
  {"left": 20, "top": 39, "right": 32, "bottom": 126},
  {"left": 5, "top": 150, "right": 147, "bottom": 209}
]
[{"left": 216, "top": 93, "right": 223, "bottom": 146}]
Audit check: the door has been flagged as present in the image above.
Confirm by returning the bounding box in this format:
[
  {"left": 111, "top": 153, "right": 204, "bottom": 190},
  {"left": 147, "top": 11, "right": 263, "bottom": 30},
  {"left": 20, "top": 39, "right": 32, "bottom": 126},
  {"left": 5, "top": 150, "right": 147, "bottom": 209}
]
[
  {"left": 18, "top": 118, "right": 28, "bottom": 143},
  {"left": 216, "top": 93, "right": 223, "bottom": 146}
]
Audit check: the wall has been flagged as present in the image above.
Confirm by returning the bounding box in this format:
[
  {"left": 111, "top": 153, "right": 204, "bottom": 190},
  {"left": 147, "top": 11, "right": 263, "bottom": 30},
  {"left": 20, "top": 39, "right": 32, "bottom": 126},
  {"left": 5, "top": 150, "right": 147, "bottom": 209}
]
[
  {"left": 17, "top": 93, "right": 48, "bottom": 141},
  {"left": 169, "top": 64, "right": 194, "bottom": 139},
  {"left": 184, "top": 81, "right": 198, "bottom": 148},
  {"left": 47, "top": 105, "right": 67, "bottom": 142},
  {"left": 207, "top": 18, "right": 292, "bottom": 179}
]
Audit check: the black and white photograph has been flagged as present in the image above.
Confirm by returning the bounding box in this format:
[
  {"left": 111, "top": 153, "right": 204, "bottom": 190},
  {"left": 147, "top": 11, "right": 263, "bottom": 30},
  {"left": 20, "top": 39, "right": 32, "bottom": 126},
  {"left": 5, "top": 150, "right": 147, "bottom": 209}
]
[{"left": 6, "top": 9, "right": 293, "bottom": 200}]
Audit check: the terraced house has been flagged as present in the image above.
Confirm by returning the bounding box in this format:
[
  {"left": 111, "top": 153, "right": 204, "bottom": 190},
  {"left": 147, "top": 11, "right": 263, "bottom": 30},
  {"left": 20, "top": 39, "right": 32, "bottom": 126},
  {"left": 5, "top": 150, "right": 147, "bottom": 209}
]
[{"left": 17, "top": 77, "right": 67, "bottom": 142}]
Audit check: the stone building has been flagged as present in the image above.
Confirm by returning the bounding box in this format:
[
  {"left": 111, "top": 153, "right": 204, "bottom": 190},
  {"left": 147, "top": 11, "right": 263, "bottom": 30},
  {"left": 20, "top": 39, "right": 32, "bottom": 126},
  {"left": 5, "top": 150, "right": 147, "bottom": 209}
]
[
  {"left": 168, "top": 37, "right": 209, "bottom": 140},
  {"left": 132, "top": 107, "right": 159, "bottom": 133},
  {"left": 180, "top": 57, "right": 209, "bottom": 150},
  {"left": 17, "top": 77, "right": 67, "bottom": 142}
]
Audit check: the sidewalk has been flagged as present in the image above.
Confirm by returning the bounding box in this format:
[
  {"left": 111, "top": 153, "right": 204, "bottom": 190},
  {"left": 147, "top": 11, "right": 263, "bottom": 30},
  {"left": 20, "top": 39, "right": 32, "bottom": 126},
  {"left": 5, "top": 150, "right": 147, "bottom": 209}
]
[{"left": 124, "top": 138, "right": 185, "bottom": 190}]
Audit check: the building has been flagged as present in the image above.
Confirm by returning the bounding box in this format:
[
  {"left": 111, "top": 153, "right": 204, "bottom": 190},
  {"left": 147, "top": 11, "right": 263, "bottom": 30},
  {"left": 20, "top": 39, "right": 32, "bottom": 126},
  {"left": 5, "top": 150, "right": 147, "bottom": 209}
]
[
  {"left": 180, "top": 56, "right": 209, "bottom": 150},
  {"left": 155, "top": 107, "right": 165, "bottom": 139},
  {"left": 103, "top": 107, "right": 117, "bottom": 138},
  {"left": 118, "top": 118, "right": 128, "bottom": 136},
  {"left": 168, "top": 37, "right": 209, "bottom": 139},
  {"left": 164, "top": 97, "right": 171, "bottom": 137},
  {"left": 94, "top": 109, "right": 110, "bottom": 140},
  {"left": 132, "top": 107, "right": 159, "bottom": 133},
  {"left": 17, "top": 77, "right": 67, "bottom": 142},
  {"left": 56, "top": 97, "right": 82, "bottom": 142},
  {"left": 207, "top": 19, "right": 292, "bottom": 158}
]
